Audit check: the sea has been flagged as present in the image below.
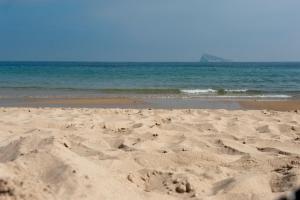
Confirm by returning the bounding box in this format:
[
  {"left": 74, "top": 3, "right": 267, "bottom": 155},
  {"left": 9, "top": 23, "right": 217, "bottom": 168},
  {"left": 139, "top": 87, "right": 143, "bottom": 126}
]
[{"left": 0, "top": 62, "right": 299, "bottom": 107}]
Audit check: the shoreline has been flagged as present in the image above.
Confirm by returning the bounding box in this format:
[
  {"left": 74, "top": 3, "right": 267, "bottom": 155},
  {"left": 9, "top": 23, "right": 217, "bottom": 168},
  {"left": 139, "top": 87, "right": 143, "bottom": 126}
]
[{"left": 0, "top": 96, "right": 300, "bottom": 111}]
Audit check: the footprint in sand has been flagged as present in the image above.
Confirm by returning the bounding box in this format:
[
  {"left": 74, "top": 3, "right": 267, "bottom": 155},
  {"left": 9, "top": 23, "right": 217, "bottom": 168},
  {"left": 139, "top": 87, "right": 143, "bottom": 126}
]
[
  {"left": 127, "top": 170, "right": 197, "bottom": 197},
  {"left": 256, "top": 125, "right": 271, "bottom": 133},
  {"left": 0, "top": 135, "right": 55, "bottom": 163},
  {"left": 214, "top": 139, "right": 245, "bottom": 155},
  {"left": 132, "top": 123, "right": 143, "bottom": 129},
  {"left": 0, "top": 179, "right": 16, "bottom": 197},
  {"left": 68, "top": 141, "right": 117, "bottom": 159},
  {"left": 270, "top": 165, "right": 298, "bottom": 193}
]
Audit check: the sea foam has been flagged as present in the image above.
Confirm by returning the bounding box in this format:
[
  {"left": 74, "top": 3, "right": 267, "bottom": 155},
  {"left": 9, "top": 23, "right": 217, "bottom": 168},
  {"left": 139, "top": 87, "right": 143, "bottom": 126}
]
[
  {"left": 180, "top": 89, "right": 248, "bottom": 94},
  {"left": 181, "top": 89, "right": 217, "bottom": 94}
]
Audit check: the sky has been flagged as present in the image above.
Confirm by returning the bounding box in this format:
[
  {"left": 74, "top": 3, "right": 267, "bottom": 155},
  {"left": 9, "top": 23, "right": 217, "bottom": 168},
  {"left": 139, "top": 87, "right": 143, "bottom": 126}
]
[{"left": 0, "top": 0, "right": 300, "bottom": 62}]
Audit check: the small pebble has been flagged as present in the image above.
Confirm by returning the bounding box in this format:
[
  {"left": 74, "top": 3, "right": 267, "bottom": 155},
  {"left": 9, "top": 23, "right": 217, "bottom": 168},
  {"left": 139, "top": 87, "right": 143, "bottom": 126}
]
[
  {"left": 175, "top": 185, "right": 186, "bottom": 193},
  {"left": 118, "top": 144, "right": 126, "bottom": 149},
  {"left": 173, "top": 179, "right": 179, "bottom": 184},
  {"left": 63, "top": 143, "right": 69, "bottom": 148}
]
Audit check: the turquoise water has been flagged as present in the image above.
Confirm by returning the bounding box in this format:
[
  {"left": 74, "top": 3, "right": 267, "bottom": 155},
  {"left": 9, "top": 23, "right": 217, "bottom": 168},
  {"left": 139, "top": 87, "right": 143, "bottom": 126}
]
[{"left": 0, "top": 62, "right": 300, "bottom": 99}]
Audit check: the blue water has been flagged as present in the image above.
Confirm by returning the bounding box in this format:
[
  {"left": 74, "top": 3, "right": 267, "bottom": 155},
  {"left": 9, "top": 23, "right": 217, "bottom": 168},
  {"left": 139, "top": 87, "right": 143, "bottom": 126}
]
[{"left": 0, "top": 62, "right": 300, "bottom": 98}]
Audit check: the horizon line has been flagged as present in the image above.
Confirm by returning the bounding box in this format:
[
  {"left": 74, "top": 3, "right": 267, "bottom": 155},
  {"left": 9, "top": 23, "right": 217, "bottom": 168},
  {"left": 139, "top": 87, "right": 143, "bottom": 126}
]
[{"left": 1, "top": 60, "right": 300, "bottom": 63}]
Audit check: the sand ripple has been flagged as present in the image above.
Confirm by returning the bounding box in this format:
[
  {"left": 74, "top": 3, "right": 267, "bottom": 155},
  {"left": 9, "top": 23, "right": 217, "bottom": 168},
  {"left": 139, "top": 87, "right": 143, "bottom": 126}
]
[{"left": 0, "top": 108, "right": 299, "bottom": 199}]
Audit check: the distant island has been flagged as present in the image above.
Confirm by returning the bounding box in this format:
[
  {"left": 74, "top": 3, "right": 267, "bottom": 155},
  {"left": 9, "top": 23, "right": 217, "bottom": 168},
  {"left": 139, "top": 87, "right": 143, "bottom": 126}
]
[{"left": 200, "top": 54, "right": 231, "bottom": 62}]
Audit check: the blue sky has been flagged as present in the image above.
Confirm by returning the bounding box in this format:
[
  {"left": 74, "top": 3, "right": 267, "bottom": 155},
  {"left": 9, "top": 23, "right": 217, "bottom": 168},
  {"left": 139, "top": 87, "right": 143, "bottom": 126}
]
[{"left": 0, "top": 0, "right": 299, "bottom": 61}]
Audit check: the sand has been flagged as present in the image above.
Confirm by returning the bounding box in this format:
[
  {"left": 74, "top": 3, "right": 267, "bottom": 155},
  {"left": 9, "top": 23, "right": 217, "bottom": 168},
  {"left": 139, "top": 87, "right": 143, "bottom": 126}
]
[
  {"left": 239, "top": 100, "right": 300, "bottom": 111},
  {"left": 0, "top": 108, "right": 300, "bottom": 200},
  {"left": 3, "top": 96, "right": 300, "bottom": 111},
  {"left": 26, "top": 97, "right": 143, "bottom": 107}
]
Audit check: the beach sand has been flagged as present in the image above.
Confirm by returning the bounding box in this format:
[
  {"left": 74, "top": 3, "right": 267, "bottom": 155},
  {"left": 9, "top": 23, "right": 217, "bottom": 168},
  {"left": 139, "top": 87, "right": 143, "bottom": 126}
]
[
  {"left": 3, "top": 96, "right": 300, "bottom": 111},
  {"left": 26, "top": 97, "right": 144, "bottom": 107},
  {"left": 0, "top": 108, "right": 299, "bottom": 199},
  {"left": 239, "top": 100, "right": 300, "bottom": 111}
]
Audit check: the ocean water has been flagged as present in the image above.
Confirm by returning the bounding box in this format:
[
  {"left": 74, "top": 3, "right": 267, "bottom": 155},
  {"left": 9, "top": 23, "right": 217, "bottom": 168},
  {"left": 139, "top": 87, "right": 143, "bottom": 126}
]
[{"left": 0, "top": 61, "right": 300, "bottom": 99}]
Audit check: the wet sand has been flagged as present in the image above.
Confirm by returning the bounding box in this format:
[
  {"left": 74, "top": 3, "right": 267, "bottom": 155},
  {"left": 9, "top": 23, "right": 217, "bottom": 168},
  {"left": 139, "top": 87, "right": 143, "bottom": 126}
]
[
  {"left": 27, "top": 97, "right": 143, "bottom": 107},
  {"left": 239, "top": 100, "right": 300, "bottom": 111},
  {"left": 22, "top": 97, "right": 300, "bottom": 111},
  {"left": 1, "top": 96, "right": 300, "bottom": 111}
]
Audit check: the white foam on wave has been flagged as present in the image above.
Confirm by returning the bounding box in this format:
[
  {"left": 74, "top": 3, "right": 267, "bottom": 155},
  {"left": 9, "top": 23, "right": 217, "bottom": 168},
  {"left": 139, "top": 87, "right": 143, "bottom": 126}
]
[
  {"left": 181, "top": 89, "right": 249, "bottom": 94},
  {"left": 225, "top": 89, "right": 248, "bottom": 92},
  {"left": 179, "top": 89, "right": 292, "bottom": 98},
  {"left": 181, "top": 89, "right": 217, "bottom": 94}
]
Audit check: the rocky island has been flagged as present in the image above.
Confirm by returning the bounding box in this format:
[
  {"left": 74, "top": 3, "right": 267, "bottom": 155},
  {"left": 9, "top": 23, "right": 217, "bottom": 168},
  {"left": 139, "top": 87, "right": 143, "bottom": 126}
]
[{"left": 200, "top": 54, "right": 231, "bottom": 62}]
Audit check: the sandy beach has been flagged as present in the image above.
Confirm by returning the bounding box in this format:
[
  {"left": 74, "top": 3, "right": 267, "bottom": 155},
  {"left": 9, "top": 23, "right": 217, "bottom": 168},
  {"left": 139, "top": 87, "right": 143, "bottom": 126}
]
[
  {"left": 239, "top": 100, "right": 300, "bottom": 111},
  {"left": 2, "top": 0, "right": 300, "bottom": 199},
  {"left": 2, "top": 96, "right": 300, "bottom": 111},
  {"left": 0, "top": 107, "right": 299, "bottom": 199}
]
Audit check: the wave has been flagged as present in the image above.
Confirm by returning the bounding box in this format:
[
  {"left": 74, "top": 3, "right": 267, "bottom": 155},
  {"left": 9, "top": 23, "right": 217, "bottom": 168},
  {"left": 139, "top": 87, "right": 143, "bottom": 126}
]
[
  {"left": 225, "top": 89, "right": 248, "bottom": 93},
  {"left": 180, "top": 89, "right": 292, "bottom": 98},
  {"left": 97, "top": 88, "right": 292, "bottom": 98},
  {"left": 0, "top": 86, "right": 294, "bottom": 98},
  {"left": 181, "top": 88, "right": 249, "bottom": 94},
  {"left": 0, "top": 86, "right": 252, "bottom": 95},
  {"left": 180, "top": 89, "right": 217, "bottom": 94}
]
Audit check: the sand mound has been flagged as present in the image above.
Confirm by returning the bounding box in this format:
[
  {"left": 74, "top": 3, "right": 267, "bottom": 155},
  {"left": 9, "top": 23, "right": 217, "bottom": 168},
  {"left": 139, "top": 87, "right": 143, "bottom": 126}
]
[{"left": 0, "top": 108, "right": 299, "bottom": 199}]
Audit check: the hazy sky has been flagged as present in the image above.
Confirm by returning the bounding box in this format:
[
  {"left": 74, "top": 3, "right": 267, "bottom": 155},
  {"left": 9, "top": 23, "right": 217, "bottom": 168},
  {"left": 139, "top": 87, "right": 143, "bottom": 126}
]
[{"left": 0, "top": 0, "right": 299, "bottom": 61}]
